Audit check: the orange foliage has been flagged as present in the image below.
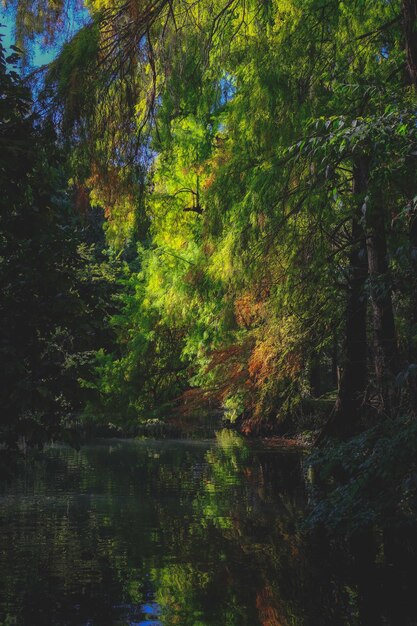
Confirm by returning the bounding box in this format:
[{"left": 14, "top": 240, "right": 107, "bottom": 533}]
[
  {"left": 249, "top": 336, "right": 303, "bottom": 387},
  {"left": 235, "top": 291, "right": 266, "bottom": 328},
  {"left": 256, "top": 585, "right": 287, "bottom": 626},
  {"left": 206, "top": 343, "right": 250, "bottom": 402},
  {"left": 248, "top": 337, "right": 276, "bottom": 387},
  {"left": 176, "top": 387, "right": 221, "bottom": 415},
  {"left": 183, "top": 267, "right": 205, "bottom": 287},
  {"left": 177, "top": 343, "right": 252, "bottom": 416},
  {"left": 73, "top": 183, "right": 91, "bottom": 215},
  {"left": 87, "top": 163, "right": 136, "bottom": 220},
  {"left": 202, "top": 173, "right": 216, "bottom": 190},
  {"left": 203, "top": 241, "right": 215, "bottom": 256}
]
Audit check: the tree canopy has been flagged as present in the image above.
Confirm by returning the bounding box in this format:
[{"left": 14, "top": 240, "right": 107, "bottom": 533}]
[{"left": 3, "top": 0, "right": 417, "bottom": 446}]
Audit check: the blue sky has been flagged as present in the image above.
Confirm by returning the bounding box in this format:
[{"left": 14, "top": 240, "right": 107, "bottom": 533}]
[{"left": 1, "top": 3, "right": 89, "bottom": 70}]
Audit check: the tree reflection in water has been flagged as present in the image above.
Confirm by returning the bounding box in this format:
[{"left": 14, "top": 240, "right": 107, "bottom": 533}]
[{"left": 0, "top": 434, "right": 416, "bottom": 625}]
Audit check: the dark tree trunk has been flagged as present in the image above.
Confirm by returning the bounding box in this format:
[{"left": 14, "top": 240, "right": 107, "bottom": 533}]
[
  {"left": 309, "top": 356, "right": 321, "bottom": 397},
  {"left": 334, "top": 229, "right": 368, "bottom": 432},
  {"left": 402, "top": 0, "right": 417, "bottom": 412},
  {"left": 365, "top": 191, "right": 399, "bottom": 414},
  {"left": 402, "top": 0, "right": 417, "bottom": 88},
  {"left": 331, "top": 331, "right": 339, "bottom": 390},
  {"left": 356, "top": 132, "right": 399, "bottom": 414},
  {"left": 316, "top": 161, "right": 368, "bottom": 442},
  {"left": 337, "top": 232, "right": 368, "bottom": 417},
  {"left": 408, "top": 213, "right": 417, "bottom": 413}
]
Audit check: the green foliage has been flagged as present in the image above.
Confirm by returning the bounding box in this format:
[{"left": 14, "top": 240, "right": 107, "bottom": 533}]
[
  {"left": 82, "top": 259, "right": 189, "bottom": 428},
  {"left": 0, "top": 37, "right": 118, "bottom": 447},
  {"left": 46, "top": 23, "right": 100, "bottom": 129},
  {"left": 19, "top": 0, "right": 413, "bottom": 438},
  {"left": 307, "top": 418, "right": 417, "bottom": 536},
  {"left": 5, "top": 0, "right": 417, "bottom": 451}
]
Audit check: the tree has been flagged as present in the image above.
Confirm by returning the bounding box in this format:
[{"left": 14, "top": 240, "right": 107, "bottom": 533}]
[{"left": 0, "top": 36, "right": 119, "bottom": 447}]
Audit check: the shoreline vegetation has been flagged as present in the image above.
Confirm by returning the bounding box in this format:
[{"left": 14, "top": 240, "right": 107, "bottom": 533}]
[{"left": 2, "top": 0, "right": 417, "bottom": 544}]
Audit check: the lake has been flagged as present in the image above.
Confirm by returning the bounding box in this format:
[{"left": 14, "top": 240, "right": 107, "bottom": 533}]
[{"left": 0, "top": 431, "right": 416, "bottom": 625}]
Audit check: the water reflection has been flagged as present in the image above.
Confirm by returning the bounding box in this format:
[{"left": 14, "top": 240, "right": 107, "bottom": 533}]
[{"left": 0, "top": 432, "right": 416, "bottom": 625}]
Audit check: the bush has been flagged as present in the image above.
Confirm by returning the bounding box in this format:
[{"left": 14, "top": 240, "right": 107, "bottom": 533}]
[{"left": 306, "top": 417, "right": 417, "bottom": 536}]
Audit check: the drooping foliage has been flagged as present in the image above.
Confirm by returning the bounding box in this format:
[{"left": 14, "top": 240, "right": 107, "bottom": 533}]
[
  {"left": 53, "top": 0, "right": 417, "bottom": 437},
  {"left": 4, "top": 0, "right": 417, "bottom": 451}
]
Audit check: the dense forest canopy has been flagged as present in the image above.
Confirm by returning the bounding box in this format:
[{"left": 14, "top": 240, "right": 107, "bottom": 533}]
[{"left": 2, "top": 0, "right": 417, "bottom": 469}]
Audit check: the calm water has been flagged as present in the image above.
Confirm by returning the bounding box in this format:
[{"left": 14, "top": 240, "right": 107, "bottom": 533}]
[{"left": 0, "top": 431, "right": 416, "bottom": 626}]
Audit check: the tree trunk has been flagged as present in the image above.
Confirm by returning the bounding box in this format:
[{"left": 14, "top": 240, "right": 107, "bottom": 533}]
[
  {"left": 402, "top": 0, "right": 417, "bottom": 412},
  {"left": 408, "top": 212, "right": 417, "bottom": 413},
  {"left": 316, "top": 161, "right": 368, "bottom": 442},
  {"left": 309, "top": 355, "right": 321, "bottom": 397},
  {"left": 402, "top": 0, "right": 417, "bottom": 88},
  {"left": 365, "top": 191, "right": 399, "bottom": 414}
]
